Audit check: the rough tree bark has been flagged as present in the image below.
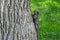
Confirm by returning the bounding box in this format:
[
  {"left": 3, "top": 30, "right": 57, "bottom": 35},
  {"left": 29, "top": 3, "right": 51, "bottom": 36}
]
[{"left": 0, "top": 0, "right": 37, "bottom": 40}]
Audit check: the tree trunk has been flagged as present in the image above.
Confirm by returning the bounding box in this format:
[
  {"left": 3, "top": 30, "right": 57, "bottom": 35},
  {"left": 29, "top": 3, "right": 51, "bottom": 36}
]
[{"left": 0, "top": 0, "right": 37, "bottom": 40}]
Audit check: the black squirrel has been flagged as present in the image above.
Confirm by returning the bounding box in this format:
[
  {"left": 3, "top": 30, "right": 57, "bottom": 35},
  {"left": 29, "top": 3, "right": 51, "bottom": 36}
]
[
  {"left": 32, "top": 10, "right": 39, "bottom": 32},
  {"left": 32, "top": 10, "right": 39, "bottom": 40}
]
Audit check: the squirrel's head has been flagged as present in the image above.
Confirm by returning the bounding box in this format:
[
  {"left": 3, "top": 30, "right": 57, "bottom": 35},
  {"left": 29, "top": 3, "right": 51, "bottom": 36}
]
[{"left": 34, "top": 10, "right": 39, "bottom": 15}]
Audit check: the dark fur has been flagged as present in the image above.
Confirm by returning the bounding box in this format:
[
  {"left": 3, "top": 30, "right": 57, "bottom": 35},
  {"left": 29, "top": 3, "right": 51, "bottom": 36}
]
[
  {"left": 32, "top": 10, "right": 39, "bottom": 40},
  {"left": 32, "top": 10, "right": 39, "bottom": 31}
]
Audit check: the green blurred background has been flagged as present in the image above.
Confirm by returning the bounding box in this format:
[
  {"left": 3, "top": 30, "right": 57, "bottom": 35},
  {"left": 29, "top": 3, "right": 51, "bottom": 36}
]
[{"left": 30, "top": 0, "right": 60, "bottom": 40}]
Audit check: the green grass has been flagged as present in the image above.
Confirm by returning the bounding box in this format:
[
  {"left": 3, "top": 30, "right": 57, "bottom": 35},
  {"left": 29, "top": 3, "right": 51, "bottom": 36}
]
[{"left": 30, "top": 0, "right": 60, "bottom": 40}]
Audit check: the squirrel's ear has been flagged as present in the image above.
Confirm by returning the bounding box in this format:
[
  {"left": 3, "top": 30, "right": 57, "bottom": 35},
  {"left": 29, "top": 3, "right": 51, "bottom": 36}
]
[
  {"left": 37, "top": 11, "right": 39, "bottom": 15},
  {"left": 34, "top": 10, "right": 39, "bottom": 15}
]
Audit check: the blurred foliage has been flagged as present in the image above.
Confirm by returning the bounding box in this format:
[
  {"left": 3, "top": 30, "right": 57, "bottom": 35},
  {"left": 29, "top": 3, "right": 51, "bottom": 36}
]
[{"left": 30, "top": 0, "right": 60, "bottom": 40}]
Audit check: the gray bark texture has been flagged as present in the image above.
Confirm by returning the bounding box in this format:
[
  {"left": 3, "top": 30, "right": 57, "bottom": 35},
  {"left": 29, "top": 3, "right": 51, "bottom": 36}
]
[{"left": 0, "top": 0, "right": 37, "bottom": 40}]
